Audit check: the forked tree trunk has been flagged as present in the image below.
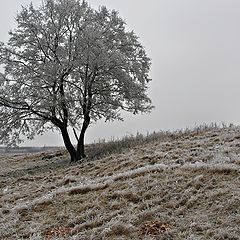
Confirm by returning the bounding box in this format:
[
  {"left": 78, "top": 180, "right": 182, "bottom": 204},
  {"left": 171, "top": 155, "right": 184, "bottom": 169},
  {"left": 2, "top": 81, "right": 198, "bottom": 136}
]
[
  {"left": 60, "top": 126, "right": 77, "bottom": 162},
  {"left": 76, "top": 115, "right": 90, "bottom": 160},
  {"left": 60, "top": 115, "right": 90, "bottom": 162}
]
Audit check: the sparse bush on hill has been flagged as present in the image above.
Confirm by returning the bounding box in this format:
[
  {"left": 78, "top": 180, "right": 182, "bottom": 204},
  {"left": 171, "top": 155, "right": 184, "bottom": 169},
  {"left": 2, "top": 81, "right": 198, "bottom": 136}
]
[{"left": 85, "top": 123, "right": 229, "bottom": 160}]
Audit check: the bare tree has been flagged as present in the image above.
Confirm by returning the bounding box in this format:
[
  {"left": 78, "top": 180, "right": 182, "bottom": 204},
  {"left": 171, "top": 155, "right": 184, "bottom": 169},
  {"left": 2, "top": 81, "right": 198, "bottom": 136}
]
[{"left": 0, "top": 0, "right": 153, "bottom": 162}]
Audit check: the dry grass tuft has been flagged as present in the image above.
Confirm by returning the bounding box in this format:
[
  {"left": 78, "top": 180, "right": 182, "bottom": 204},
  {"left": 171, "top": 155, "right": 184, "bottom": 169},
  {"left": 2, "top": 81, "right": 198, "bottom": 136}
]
[
  {"left": 104, "top": 221, "right": 135, "bottom": 237},
  {"left": 44, "top": 226, "right": 71, "bottom": 239},
  {"left": 68, "top": 183, "right": 108, "bottom": 195},
  {"left": 139, "top": 220, "right": 171, "bottom": 237}
]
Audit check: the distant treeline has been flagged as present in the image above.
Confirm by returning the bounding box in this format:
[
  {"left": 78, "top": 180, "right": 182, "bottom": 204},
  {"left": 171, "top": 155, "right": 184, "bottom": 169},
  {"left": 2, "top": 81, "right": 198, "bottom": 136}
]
[{"left": 0, "top": 146, "right": 59, "bottom": 154}]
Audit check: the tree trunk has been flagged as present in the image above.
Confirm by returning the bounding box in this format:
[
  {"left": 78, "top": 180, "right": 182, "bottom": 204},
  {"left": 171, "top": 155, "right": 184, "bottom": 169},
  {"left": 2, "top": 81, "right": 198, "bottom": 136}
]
[
  {"left": 76, "top": 115, "right": 90, "bottom": 159},
  {"left": 60, "top": 126, "right": 77, "bottom": 162}
]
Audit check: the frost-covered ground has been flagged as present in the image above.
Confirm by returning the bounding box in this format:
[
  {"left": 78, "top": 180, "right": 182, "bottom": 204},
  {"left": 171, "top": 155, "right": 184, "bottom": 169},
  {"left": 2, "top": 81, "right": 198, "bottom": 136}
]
[{"left": 0, "top": 125, "right": 240, "bottom": 239}]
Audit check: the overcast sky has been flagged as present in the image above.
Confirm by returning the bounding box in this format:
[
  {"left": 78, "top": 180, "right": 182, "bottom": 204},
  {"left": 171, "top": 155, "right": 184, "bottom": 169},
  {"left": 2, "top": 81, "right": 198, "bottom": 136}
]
[{"left": 1, "top": 0, "right": 240, "bottom": 146}]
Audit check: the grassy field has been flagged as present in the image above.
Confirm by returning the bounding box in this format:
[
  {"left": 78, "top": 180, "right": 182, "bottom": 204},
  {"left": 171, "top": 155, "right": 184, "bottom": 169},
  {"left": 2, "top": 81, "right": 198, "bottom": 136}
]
[{"left": 0, "top": 125, "right": 240, "bottom": 239}]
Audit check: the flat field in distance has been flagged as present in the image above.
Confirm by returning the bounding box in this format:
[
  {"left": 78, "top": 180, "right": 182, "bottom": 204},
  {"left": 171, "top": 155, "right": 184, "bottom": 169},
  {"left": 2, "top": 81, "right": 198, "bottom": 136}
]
[{"left": 0, "top": 125, "right": 240, "bottom": 239}]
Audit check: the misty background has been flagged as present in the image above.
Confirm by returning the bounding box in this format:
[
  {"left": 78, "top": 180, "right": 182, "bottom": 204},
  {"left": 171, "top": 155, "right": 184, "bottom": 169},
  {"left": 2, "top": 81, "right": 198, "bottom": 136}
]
[{"left": 1, "top": 0, "right": 240, "bottom": 147}]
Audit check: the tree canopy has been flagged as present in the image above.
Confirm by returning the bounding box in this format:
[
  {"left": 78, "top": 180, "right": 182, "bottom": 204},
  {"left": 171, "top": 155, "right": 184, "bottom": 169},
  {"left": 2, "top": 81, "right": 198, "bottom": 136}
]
[{"left": 0, "top": 0, "right": 153, "bottom": 162}]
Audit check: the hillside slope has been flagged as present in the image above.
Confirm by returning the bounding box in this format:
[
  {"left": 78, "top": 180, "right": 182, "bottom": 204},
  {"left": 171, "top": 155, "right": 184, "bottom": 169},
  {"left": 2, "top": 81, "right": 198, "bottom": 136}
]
[{"left": 0, "top": 126, "right": 240, "bottom": 239}]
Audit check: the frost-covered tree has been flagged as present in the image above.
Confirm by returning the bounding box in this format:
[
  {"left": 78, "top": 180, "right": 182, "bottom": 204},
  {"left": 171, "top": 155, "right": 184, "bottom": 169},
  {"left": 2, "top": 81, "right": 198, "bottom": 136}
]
[{"left": 0, "top": 0, "right": 153, "bottom": 162}]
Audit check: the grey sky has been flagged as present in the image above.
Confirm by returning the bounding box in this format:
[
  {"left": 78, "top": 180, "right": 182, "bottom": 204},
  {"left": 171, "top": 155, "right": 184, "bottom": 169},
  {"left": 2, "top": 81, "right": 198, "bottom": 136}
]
[{"left": 1, "top": 0, "right": 240, "bottom": 146}]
